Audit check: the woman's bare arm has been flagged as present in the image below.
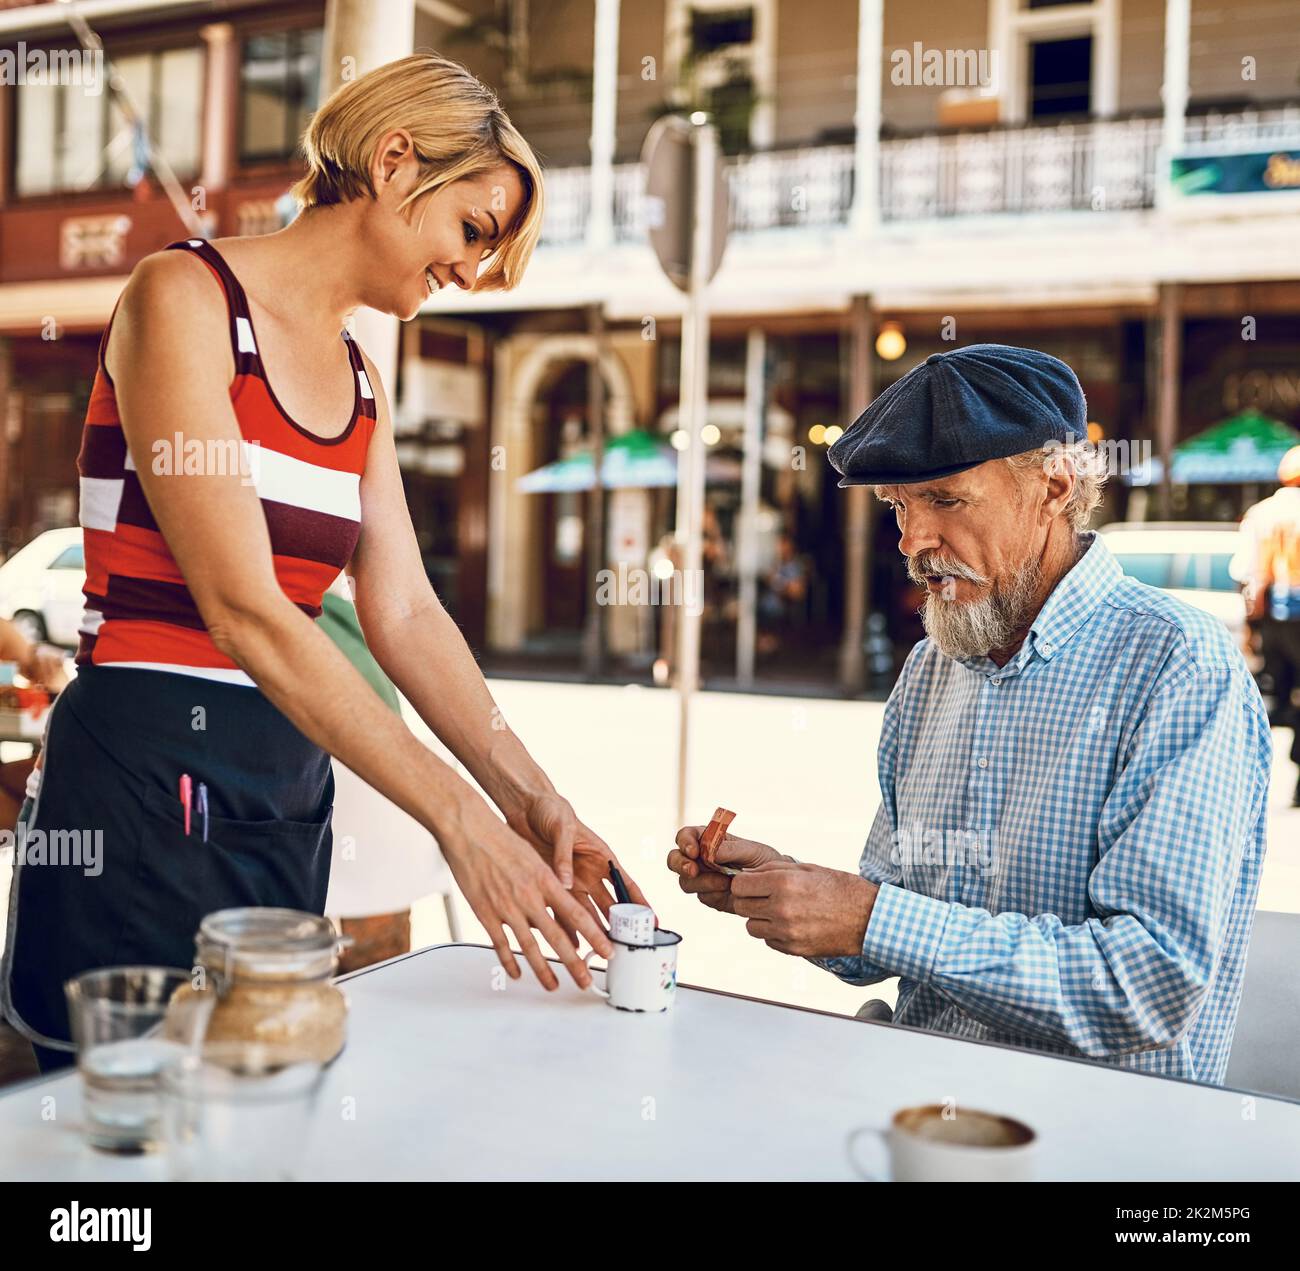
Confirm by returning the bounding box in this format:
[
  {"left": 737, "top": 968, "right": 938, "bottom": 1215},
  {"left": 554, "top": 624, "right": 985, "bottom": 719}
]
[
  {"left": 349, "top": 410, "right": 553, "bottom": 817},
  {"left": 346, "top": 352, "right": 649, "bottom": 913}
]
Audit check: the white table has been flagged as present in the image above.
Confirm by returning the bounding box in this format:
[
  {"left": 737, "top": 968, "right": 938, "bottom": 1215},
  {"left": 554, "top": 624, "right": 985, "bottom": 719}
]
[{"left": 2, "top": 943, "right": 1298, "bottom": 1181}]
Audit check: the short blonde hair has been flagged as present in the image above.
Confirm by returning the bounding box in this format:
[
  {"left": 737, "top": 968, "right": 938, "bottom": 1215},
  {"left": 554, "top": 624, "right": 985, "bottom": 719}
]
[{"left": 291, "top": 53, "right": 544, "bottom": 292}]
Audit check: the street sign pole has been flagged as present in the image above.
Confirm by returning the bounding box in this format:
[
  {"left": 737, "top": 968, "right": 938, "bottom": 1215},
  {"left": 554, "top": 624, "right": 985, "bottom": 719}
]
[
  {"left": 642, "top": 112, "right": 728, "bottom": 831},
  {"left": 674, "top": 120, "right": 717, "bottom": 831}
]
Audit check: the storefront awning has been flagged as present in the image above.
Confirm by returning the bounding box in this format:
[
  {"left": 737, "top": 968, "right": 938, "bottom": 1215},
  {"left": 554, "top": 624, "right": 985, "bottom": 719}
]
[{"left": 0, "top": 275, "right": 127, "bottom": 335}]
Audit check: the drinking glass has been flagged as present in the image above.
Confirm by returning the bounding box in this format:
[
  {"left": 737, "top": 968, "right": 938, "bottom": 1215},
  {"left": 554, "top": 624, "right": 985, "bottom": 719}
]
[
  {"left": 64, "top": 966, "right": 204, "bottom": 1154},
  {"left": 160, "top": 1041, "right": 325, "bottom": 1181}
]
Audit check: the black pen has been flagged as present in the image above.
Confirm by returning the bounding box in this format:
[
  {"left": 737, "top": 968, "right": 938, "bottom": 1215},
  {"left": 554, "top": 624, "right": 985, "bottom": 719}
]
[{"left": 609, "top": 864, "right": 630, "bottom": 905}]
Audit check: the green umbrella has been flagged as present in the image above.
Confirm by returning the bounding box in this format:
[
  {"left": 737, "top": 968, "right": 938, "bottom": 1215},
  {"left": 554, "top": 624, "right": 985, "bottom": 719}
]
[
  {"left": 1170, "top": 410, "right": 1300, "bottom": 484},
  {"left": 1127, "top": 410, "right": 1300, "bottom": 486},
  {"left": 516, "top": 429, "right": 739, "bottom": 492}
]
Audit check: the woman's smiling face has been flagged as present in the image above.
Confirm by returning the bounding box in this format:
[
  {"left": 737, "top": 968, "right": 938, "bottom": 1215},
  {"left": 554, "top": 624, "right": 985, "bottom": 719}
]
[
  {"left": 363, "top": 130, "right": 527, "bottom": 319},
  {"left": 412, "top": 166, "right": 527, "bottom": 303}
]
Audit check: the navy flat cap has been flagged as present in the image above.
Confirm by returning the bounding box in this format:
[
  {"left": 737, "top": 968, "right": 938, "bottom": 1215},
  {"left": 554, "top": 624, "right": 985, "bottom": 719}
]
[{"left": 827, "top": 343, "right": 1087, "bottom": 487}]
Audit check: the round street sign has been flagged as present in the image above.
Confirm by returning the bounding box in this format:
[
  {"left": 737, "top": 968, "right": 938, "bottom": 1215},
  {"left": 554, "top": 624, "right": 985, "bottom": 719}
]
[{"left": 641, "top": 115, "right": 729, "bottom": 292}]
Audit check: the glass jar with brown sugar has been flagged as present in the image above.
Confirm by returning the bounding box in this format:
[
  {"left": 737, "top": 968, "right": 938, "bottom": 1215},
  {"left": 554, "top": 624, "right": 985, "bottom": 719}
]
[{"left": 168, "top": 908, "right": 349, "bottom": 1064}]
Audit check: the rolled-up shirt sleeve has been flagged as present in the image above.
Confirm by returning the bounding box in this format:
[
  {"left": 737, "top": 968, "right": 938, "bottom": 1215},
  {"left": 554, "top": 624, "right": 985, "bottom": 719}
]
[{"left": 854, "top": 664, "right": 1267, "bottom": 1057}]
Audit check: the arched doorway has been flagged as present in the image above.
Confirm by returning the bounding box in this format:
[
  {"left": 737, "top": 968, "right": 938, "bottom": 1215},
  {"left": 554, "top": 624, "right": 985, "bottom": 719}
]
[{"left": 488, "top": 333, "right": 637, "bottom": 653}]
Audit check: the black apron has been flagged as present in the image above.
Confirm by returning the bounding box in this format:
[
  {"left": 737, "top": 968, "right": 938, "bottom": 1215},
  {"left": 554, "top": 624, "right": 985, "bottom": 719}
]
[{"left": 1, "top": 666, "right": 333, "bottom": 1072}]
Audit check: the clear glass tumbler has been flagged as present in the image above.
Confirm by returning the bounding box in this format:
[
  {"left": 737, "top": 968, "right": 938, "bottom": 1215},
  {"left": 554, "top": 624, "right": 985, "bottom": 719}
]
[
  {"left": 160, "top": 1041, "right": 325, "bottom": 1181},
  {"left": 64, "top": 966, "right": 201, "bottom": 1154}
]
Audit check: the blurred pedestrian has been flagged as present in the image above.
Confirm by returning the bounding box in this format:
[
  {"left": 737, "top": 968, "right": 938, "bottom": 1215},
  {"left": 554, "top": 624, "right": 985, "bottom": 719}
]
[
  {"left": 1235, "top": 445, "right": 1300, "bottom": 804},
  {"left": 757, "top": 532, "right": 809, "bottom": 654},
  {"left": 0, "top": 618, "right": 67, "bottom": 830}
]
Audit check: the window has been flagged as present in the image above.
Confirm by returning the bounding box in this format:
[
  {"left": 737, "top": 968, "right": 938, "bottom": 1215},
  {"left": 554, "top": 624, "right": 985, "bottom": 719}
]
[
  {"left": 690, "top": 7, "right": 754, "bottom": 51},
  {"left": 1171, "top": 553, "right": 1236, "bottom": 593},
  {"left": 238, "top": 28, "right": 323, "bottom": 163},
  {"left": 1112, "top": 552, "right": 1236, "bottom": 592},
  {"left": 14, "top": 45, "right": 202, "bottom": 197},
  {"left": 51, "top": 544, "right": 85, "bottom": 570},
  {"left": 668, "top": 0, "right": 774, "bottom": 151},
  {"left": 989, "top": 0, "right": 1116, "bottom": 124},
  {"left": 1027, "top": 35, "right": 1092, "bottom": 119},
  {"left": 1112, "top": 552, "right": 1173, "bottom": 587}
]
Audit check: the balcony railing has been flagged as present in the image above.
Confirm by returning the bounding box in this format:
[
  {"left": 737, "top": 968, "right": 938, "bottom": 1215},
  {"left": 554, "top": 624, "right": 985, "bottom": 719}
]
[
  {"left": 880, "top": 116, "right": 1163, "bottom": 218},
  {"left": 539, "top": 105, "right": 1300, "bottom": 247},
  {"left": 541, "top": 167, "right": 591, "bottom": 247},
  {"left": 1183, "top": 103, "right": 1300, "bottom": 149}
]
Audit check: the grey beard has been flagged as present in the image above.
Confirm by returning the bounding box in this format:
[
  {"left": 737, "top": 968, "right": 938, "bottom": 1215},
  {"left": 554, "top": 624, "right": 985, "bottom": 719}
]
[{"left": 921, "top": 553, "right": 1044, "bottom": 661}]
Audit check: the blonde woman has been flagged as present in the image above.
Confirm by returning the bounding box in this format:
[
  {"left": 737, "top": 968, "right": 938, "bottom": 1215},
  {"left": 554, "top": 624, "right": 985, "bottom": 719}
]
[{"left": 2, "top": 54, "right": 645, "bottom": 1071}]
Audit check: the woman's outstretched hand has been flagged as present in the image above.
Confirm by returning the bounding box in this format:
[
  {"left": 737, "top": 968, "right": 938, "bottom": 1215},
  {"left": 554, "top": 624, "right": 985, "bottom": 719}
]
[
  {"left": 439, "top": 794, "right": 614, "bottom": 992},
  {"left": 509, "top": 792, "right": 651, "bottom": 930}
]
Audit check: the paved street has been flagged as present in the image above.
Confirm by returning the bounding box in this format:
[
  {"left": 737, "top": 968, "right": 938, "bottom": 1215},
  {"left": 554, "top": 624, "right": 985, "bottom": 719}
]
[{"left": 412, "top": 679, "right": 1300, "bottom": 1018}]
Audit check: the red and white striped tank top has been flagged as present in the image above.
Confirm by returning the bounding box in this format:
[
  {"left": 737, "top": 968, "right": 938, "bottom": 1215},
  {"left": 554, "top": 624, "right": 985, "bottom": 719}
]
[{"left": 76, "top": 237, "right": 378, "bottom": 687}]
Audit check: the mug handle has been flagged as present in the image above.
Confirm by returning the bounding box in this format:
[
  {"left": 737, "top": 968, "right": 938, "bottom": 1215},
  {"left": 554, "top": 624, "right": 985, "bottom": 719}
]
[
  {"left": 582, "top": 950, "right": 610, "bottom": 999},
  {"left": 845, "top": 1127, "right": 889, "bottom": 1182}
]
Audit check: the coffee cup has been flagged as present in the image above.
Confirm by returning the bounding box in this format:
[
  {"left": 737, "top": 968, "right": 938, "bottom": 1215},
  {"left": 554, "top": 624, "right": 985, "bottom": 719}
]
[
  {"left": 847, "top": 1103, "right": 1036, "bottom": 1181},
  {"left": 584, "top": 928, "right": 681, "bottom": 1013}
]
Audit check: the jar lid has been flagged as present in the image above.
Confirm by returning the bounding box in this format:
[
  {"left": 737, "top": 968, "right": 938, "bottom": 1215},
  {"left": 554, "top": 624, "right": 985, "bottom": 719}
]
[{"left": 197, "top": 907, "right": 338, "bottom": 981}]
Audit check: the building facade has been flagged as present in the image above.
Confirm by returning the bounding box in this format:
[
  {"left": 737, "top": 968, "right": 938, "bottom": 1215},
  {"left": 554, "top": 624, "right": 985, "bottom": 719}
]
[{"left": 2, "top": 0, "right": 1298, "bottom": 690}]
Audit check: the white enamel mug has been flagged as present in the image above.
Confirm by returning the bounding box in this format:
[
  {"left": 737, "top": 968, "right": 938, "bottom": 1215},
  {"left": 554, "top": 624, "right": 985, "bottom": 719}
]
[
  {"left": 585, "top": 928, "right": 682, "bottom": 1012},
  {"left": 847, "top": 1104, "right": 1037, "bottom": 1182}
]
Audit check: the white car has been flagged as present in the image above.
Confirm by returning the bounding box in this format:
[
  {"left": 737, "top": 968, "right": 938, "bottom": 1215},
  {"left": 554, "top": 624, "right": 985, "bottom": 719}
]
[
  {"left": 1099, "top": 522, "right": 1245, "bottom": 641},
  {"left": 0, "top": 527, "right": 85, "bottom": 648}
]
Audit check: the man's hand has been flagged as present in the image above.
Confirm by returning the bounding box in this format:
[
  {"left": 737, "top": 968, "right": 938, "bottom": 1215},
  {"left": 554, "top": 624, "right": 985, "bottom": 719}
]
[
  {"left": 17, "top": 643, "right": 67, "bottom": 692},
  {"left": 730, "top": 860, "right": 879, "bottom": 958},
  {"left": 667, "top": 825, "right": 788, "bottom": 915}
]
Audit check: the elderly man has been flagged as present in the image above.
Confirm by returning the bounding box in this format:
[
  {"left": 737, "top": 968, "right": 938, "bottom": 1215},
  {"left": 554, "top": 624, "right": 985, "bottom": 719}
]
[{"left": 669, "top": 344, "right": 1270, "bottom": 1085}]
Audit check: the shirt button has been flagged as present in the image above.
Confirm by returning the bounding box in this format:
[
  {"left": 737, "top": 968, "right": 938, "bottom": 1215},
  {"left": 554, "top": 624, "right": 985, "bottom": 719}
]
[
  {"left": 990, "top": 677, "right": 1001, "bottom": 686},
  {"left": 1041, "top": 641, "right": 1054, "bottom": 654},
  {"left": 976, "top": 757, "right": 989, "bottom": 769}
]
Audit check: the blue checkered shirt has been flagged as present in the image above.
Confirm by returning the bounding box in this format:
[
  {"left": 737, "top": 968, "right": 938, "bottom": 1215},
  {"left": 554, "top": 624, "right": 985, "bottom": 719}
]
[{"left": 817, "top": 533, "right": 1270, "bottom": 1084}]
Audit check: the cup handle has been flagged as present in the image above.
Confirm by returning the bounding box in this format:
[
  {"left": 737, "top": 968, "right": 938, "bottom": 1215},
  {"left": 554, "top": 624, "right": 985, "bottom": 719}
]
[
  {"left": 846, "top": 1127, "right": 889, "bottom": 1182},
  {"left": 582, "top": 950, "right": 610, "bottom": 999}
]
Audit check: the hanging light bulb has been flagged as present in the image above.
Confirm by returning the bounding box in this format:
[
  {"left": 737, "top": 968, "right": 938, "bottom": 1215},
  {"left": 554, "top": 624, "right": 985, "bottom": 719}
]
[{"left": 875, "top": 322, "right": 906, "bottom": 361}]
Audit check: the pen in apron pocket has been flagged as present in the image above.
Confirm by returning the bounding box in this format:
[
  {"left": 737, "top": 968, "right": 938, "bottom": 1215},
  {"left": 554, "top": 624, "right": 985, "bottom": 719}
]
[
  {"left": 179, "top": 773, "right": 192, "bottom": 836},
  {"left": 197, "top": 782, "right": 209, "bottom": 843}
]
